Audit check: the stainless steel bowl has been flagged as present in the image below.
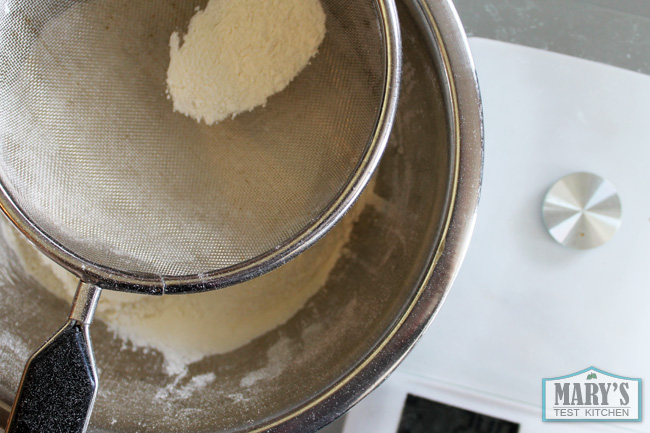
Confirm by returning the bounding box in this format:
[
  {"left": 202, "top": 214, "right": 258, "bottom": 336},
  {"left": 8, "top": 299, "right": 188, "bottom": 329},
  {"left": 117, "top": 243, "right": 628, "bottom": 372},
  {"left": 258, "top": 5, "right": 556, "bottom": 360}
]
[{"left": 0, "top": 0, "right": 482, "bottom": 431}]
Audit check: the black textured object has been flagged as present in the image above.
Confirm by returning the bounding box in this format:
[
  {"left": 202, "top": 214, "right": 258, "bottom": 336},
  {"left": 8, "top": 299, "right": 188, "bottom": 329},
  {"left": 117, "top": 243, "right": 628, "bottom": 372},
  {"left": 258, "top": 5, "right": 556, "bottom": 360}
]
[
  {"left": 397, "top": 394, "right": 519, "bottom": 433},
  {"left": 6, "top": 321, "right": 98, "bottom": 433}
]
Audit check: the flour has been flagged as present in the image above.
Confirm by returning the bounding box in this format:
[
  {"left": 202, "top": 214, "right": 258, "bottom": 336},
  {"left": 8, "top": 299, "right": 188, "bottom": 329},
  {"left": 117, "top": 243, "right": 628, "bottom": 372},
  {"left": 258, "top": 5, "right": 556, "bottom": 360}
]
[
  {"left": 167, "top": 0, "right": 326, "bottom": 125},
  {"left": 239, "top": 336, "right": 291, "bottom": 388},
  {"left": 154, "top": 372, "right": 216, "bottom": 401},
  {"left": 0, "top": 330, "right": 30, "bottom": 365},
  {"left": 1, "top": 186, "right": 367, "bottom": 376}
]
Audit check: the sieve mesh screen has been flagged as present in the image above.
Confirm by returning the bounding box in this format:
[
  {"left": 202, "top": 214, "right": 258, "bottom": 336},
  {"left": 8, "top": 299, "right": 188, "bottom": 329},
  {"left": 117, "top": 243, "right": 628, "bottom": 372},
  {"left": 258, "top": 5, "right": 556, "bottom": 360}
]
[{"left": 0, "top": 0, "right": 387, "bottom": 278}]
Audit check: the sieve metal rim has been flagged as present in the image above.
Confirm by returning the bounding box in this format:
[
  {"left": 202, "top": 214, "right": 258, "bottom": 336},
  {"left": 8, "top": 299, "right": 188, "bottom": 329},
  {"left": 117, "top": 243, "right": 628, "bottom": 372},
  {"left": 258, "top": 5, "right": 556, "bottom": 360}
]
[{"left": 0, "top": 0, "right": 402, "bottom": 296}]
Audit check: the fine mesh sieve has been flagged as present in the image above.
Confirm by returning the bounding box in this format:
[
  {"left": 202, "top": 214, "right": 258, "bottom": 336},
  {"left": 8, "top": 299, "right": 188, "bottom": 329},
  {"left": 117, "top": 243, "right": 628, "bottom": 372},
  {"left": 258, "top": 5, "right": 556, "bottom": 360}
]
[
  {"left": 0, "top": 0, "right": 400, "bottom": 292},
  {"left": 0, "top": 0, "right": 401, "bottom": 431}
]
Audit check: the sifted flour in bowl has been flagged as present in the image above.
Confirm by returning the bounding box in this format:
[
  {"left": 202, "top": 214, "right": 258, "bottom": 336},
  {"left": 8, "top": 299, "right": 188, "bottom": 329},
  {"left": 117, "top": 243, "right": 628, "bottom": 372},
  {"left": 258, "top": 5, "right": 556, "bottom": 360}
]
[{"left": 1, "top": 190, "right": 367, "bottom": 376}]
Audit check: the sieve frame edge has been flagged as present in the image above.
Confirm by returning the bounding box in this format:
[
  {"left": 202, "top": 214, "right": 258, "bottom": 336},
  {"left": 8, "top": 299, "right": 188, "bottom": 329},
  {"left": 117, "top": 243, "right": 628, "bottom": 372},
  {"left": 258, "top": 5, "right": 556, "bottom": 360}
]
[{"left": 0, "top": 0, "right": 402, "bottom": 296}]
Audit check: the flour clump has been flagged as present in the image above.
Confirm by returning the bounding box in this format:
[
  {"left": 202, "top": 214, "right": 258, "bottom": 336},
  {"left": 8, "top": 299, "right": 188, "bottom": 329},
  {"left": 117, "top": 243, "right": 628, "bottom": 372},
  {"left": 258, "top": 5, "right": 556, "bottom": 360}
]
[{"left": 167, "top": 0, "right": 327, "bottom": 125}]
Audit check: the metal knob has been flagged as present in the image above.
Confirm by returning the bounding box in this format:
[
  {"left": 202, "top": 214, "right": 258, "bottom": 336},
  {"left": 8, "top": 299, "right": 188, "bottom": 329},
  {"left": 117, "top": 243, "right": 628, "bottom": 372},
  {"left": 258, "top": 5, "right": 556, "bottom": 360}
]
[{"left": 542, "top": 172, "right": 622, "bottom": 249}]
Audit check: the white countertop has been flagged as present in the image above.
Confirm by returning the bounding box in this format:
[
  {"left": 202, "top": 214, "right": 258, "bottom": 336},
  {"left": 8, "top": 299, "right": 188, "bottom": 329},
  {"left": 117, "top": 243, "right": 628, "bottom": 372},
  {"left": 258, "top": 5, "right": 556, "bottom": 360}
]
[{"left": 343, "top": 37, "right": 650, "bottom": 433}]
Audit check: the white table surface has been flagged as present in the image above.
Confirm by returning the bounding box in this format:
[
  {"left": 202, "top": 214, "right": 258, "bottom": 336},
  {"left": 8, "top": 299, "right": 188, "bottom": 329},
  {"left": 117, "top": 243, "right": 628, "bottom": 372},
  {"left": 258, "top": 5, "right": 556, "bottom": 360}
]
[{"left": 343, "top": 37, "right": 650, "bottom": 433}]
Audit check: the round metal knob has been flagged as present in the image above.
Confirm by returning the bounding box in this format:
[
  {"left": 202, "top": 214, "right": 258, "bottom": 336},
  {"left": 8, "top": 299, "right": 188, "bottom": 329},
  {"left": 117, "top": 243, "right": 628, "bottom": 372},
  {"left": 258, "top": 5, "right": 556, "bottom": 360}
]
[{"left": 542, "top": 172, "right": 622, "bottom": 249}]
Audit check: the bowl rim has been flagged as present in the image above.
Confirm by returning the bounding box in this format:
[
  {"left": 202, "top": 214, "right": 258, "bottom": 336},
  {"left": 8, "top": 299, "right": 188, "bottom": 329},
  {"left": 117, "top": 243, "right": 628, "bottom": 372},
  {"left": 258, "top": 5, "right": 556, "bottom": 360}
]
[{"left": 251, "top": 0, "right": 484, "bottom": 431}]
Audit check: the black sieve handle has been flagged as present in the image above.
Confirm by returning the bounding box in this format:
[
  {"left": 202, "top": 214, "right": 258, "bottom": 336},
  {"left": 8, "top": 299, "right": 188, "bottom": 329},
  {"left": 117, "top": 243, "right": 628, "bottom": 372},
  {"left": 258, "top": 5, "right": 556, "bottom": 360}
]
[
  {"left": 5, "top": 321, "right": 98, "bottom": 433},
  {"left": 6, "top": 283, "right": 101, "bottom": 433}
]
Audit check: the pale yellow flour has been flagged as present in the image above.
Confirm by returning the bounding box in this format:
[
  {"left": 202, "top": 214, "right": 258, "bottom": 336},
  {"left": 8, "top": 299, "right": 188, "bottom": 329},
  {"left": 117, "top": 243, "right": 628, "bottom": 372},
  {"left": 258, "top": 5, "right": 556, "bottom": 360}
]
[
  {"left": 167, "top": 0, "right": 326, "bottom": 125},
  {"left": 2, "top": 193, "right": 365, "bottom": 376}
]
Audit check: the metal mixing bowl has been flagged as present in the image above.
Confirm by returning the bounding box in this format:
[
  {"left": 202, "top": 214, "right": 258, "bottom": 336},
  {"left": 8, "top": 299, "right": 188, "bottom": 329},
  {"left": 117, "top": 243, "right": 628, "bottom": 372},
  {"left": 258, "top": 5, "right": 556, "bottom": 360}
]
[{"left": 0, "top": 0, "right": 482, "bottom": 431}]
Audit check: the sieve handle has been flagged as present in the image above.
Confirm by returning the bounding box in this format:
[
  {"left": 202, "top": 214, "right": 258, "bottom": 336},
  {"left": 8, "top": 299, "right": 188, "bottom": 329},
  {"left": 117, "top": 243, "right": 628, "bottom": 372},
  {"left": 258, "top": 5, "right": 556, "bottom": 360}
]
[{"left": 6, "top": 283, "right": 101, "bottom": 433}]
